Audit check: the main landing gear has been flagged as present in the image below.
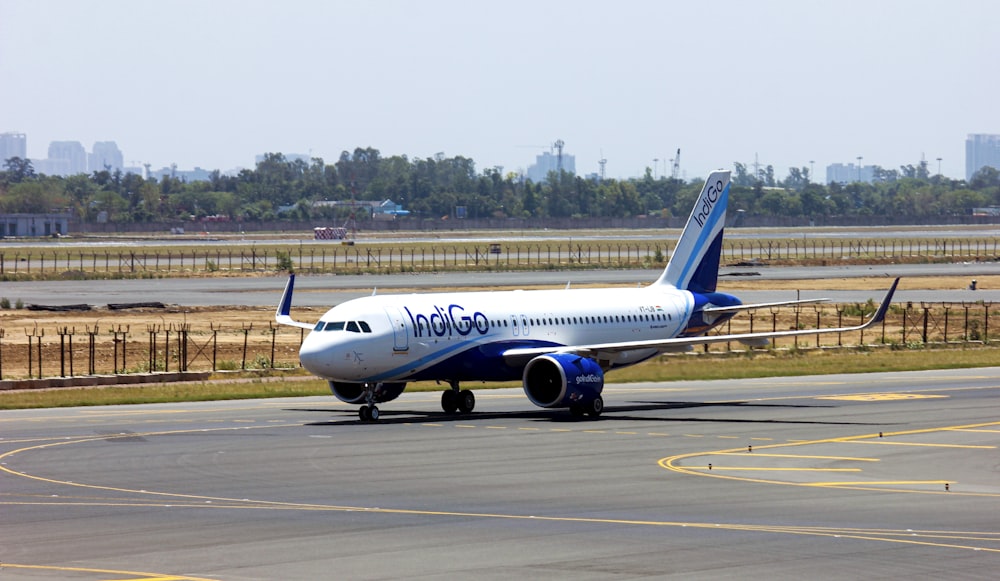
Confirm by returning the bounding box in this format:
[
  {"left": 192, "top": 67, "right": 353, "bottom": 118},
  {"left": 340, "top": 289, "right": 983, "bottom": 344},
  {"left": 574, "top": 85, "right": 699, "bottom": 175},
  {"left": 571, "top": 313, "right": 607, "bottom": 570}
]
[
  {"left": 569, "top": 396, "right": 604, "bottom": 418},
  {"left": 358, "top": 404, "right": 380, "bottom": 422},
  {"left": 440, "top": 381, "right": 476, "bottom": 415}
]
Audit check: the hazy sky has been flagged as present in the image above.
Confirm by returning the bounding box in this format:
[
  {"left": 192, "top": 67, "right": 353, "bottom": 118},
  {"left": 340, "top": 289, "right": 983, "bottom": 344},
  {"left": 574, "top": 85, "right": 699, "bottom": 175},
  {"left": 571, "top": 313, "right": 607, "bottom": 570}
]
[{"left": 2, "top": 0, "right": 997, "bottom": 180}]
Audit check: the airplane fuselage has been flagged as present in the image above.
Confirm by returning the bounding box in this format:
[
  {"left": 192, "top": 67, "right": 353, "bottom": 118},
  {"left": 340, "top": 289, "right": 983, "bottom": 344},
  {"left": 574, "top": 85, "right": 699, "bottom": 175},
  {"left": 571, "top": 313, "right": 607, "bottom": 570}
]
[{"left": 298, "top": 285, "right": 715, "bottom": 384}]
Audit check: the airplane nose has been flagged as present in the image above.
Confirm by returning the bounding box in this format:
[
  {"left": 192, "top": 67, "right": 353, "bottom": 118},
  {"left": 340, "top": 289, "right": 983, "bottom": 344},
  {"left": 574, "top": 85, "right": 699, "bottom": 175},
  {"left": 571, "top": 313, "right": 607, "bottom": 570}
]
[{"left": 298, "top": 334, "right": 330, "bottom": 377}]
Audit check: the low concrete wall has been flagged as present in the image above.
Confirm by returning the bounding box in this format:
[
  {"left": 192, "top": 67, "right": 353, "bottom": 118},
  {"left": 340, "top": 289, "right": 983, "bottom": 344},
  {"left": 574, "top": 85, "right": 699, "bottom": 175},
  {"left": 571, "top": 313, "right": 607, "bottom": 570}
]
[{"left": 0, "top": 371, "right": 212, "bottom": 391}]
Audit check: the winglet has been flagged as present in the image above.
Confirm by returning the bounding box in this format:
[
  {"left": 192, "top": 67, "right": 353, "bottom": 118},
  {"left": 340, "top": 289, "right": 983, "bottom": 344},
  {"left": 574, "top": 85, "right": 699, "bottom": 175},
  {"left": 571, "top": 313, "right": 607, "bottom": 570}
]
[
  {"left": 866, "top": 277, "right": 900, "bottom": 326},
  {"left": 275, "top": 274, "right": 314, "bottom": 329}
]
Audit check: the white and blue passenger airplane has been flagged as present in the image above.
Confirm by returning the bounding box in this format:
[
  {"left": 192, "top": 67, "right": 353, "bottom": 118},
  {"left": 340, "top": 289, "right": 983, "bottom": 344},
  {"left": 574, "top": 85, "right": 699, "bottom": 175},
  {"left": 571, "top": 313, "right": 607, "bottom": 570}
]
[{"left": 277, "top": 169, "right": 898, "bottom": 421}]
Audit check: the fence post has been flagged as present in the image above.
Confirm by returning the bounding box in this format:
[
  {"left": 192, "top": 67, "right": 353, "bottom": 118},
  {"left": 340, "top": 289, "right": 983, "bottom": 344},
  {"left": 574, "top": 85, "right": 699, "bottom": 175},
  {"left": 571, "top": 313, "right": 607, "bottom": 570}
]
[
  {"left": 985, "top": 302, "right": 992, "bottom": 344},
  {"left": 178, "top": 323, "right": 190, "bottom": 372},
  {"left": 269, "top": 322, "right": 278, "bottom": 368},
  {"left": 241, "top": 323, "right": 253, "bottom": 370},
  {"left": 57, "top": 326, "right": 74, "bottom": 377},
  {"left": 210, "top": 323, "right": 220, "bottom": 371},
  {"left": 87, "top": 324, "right": 99, "bottom": 375},
  {"left": 921, "top": 302, "right": 930, "bottom": 343}
]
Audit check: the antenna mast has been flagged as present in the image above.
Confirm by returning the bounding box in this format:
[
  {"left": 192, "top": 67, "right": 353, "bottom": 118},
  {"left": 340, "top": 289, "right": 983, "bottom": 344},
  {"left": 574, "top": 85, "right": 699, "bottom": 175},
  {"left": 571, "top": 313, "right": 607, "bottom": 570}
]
[{"left": 553, "top": 139, "right": 565, "bottom": 172}]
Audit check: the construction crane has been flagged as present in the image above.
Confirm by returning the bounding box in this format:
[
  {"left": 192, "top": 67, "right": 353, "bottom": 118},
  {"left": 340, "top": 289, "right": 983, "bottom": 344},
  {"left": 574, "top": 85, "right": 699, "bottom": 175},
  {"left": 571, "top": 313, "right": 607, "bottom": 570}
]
[{"left": 670, "top": 148, "right": 681, "bottom": 179}]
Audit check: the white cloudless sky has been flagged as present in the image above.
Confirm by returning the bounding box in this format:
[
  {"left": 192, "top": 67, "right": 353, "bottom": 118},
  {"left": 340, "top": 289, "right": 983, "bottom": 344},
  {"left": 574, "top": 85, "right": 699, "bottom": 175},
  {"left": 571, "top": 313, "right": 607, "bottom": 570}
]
[{"left": 2, "top": 0, "right": 997, "bottom": 181}]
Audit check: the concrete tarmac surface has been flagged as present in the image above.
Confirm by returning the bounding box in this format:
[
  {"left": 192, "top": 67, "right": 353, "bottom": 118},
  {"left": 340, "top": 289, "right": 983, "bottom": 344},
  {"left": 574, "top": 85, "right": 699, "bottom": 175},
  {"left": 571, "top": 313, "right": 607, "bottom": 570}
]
[{"left": 3, "top": 367, "right": 1000, "bottom": 579}]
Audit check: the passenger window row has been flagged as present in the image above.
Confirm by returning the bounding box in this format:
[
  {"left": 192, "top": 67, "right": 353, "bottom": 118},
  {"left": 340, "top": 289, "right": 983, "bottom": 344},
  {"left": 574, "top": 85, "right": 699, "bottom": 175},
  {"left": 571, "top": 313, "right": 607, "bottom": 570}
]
[{"left": 487, "top": 312, "right": 672, "bottom": 328}]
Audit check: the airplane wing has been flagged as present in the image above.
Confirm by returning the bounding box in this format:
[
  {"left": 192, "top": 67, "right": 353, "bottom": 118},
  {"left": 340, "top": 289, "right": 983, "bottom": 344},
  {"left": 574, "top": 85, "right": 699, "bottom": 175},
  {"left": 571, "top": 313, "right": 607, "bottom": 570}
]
[{"left": 502, "top": 278, "right": 898, "bottom": 364}]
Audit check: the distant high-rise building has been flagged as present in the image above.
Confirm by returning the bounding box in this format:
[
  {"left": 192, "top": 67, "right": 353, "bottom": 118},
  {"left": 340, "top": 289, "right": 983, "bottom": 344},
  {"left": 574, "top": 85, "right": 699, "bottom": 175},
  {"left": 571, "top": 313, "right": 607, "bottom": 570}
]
[
  {"left": 966, "top": 134, "right": 1000, "bottom": 180},
  {"left": 826, "top": 163, "right": 875, "bottom": 184},
  {"left": 527, "top": 150, "right": 576, "bottom": 183},
  {"left": 89, "top": 141, "right": 124, "bottom": 172},
  {"left": 44, "top": 141, "right": 87, "bottom": 176},
  {"left": 0, "top": 132, "right": 27, "bottom": 163}
]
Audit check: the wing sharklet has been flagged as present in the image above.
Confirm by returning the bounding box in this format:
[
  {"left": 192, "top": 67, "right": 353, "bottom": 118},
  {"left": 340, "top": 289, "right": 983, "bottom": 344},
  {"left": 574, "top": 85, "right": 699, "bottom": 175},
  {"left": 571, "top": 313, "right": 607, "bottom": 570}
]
[{"left": 275, "top": 274, "right": 315, "bottom": 329}]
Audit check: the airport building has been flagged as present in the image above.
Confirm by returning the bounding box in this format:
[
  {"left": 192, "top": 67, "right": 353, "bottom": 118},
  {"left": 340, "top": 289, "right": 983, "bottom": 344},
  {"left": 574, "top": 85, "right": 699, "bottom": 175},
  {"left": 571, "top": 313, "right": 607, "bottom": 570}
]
[
  {"left": 966, "top": 134, "right": 1000, "bottom": 180},
  {"left": 0, "top": 213, "right": 71, "bottom": 237}
]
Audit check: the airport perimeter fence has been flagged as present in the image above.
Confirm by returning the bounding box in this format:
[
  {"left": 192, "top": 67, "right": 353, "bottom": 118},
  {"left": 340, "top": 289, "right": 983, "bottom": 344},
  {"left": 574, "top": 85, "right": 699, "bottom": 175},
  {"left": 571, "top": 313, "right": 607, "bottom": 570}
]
[
  {"left": 1, "top": 238, "right": 999, "bottom": 277},
  {"left": 0, "top": 301, "right": 994, "bottom": 383}
]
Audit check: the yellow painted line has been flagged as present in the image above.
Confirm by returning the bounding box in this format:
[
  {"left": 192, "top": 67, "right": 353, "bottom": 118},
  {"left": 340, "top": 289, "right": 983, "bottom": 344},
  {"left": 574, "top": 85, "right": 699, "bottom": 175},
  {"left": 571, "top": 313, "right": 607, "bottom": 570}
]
[
  {"left": 3, "top": 424, "right": 1000, "bottom": 556},
  {"left": 659, "top": 420, "right": 1000, "bottom": 497},
  {"left": 0, "top": 562, "right": 217, "bottom": 581},
  {"left": 711, "top": 452, "right": 879, "bottom": 462},
  {"left": 841, "top": 441, "right": 995, "bottom": 449},
  {"left": 807, "top": 480, "right": 951, "bottom": 487},
  {"left": 693, "top": 467, "right": 862, "bottom": 472},
  {"left": 817, "top": 393, "right": 948, "bottom": 401}
]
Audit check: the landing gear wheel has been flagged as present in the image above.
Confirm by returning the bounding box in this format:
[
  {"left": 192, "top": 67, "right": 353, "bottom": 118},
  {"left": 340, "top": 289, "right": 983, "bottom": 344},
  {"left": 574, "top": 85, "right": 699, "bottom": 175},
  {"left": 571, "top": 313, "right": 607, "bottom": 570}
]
[
  {"left": 457, "top": 390, "right": 476, "bottom": 414},
  {"left": 586, "top": 396, "right": 604, "bottom": 418},
  {"left": 359, "top": 405, "right": 370, "bottom": 422},
  {"left": 441, "top": 390, "right": 459, "bottom": 414}
]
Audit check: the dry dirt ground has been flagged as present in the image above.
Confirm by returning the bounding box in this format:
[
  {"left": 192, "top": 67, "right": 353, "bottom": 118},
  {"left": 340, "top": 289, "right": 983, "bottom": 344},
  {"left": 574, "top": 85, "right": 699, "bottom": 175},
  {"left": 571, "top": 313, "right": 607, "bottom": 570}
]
[{"left": 0, "top": 275, "right": 994, "bottom": 380}]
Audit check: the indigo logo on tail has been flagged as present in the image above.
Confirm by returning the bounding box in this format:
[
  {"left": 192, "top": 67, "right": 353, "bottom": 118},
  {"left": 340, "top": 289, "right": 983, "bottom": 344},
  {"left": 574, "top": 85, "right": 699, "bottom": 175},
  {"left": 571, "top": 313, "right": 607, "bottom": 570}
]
[{"left": 693, "top": 179, "right": 725, "bottom": 228}]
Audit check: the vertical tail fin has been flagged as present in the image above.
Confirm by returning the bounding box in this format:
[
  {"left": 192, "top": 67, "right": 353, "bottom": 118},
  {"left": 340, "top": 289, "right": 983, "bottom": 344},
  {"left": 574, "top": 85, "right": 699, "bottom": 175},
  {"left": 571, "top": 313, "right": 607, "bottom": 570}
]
[{"left": 654, "top": 170, "right": 731, "bottom": 292}]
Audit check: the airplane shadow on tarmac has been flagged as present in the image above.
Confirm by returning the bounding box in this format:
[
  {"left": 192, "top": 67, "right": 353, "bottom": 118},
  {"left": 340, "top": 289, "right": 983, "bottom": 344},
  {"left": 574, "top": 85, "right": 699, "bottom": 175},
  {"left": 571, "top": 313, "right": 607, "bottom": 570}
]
[{"left": 293, "top": 400, "right": 892, "bottom": 427}]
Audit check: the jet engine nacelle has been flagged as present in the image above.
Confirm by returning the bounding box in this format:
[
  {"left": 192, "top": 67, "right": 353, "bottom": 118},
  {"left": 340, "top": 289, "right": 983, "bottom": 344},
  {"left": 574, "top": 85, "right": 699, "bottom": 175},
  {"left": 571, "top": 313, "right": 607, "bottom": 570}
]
[
  {"left": 329, "top": 381, "right": 406, "bottom": 404},
  {"left": 522, "top": 354, "right": 604, "bottom": 408}
]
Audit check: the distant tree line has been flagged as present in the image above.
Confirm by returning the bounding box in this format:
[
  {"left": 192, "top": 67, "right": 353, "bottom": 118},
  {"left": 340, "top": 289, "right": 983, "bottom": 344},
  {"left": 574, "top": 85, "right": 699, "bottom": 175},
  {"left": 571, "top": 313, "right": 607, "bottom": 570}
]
[{"left": 1, "top": 150, "right": 999, "bottom": 225}]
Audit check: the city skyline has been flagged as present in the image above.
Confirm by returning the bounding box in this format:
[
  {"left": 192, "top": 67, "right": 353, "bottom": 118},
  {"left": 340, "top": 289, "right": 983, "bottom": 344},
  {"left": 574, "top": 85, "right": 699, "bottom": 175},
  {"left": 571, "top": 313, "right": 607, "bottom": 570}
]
[
  {"left": 2, "top": 1, "right": 997, "bottom": 181},
  {"left": 3, "top": 130, "right": 996, "bottom": 184}
]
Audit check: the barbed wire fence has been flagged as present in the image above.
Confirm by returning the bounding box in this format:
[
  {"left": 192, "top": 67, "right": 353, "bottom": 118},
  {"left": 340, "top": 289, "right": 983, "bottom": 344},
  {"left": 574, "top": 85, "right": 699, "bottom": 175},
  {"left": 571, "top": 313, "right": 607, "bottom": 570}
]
[
  {"left": 1, "top": 238, "right": 998, "bottom": 277},
  {"left": 0, "top": 302, "right": 993, "bottom": 382}
]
